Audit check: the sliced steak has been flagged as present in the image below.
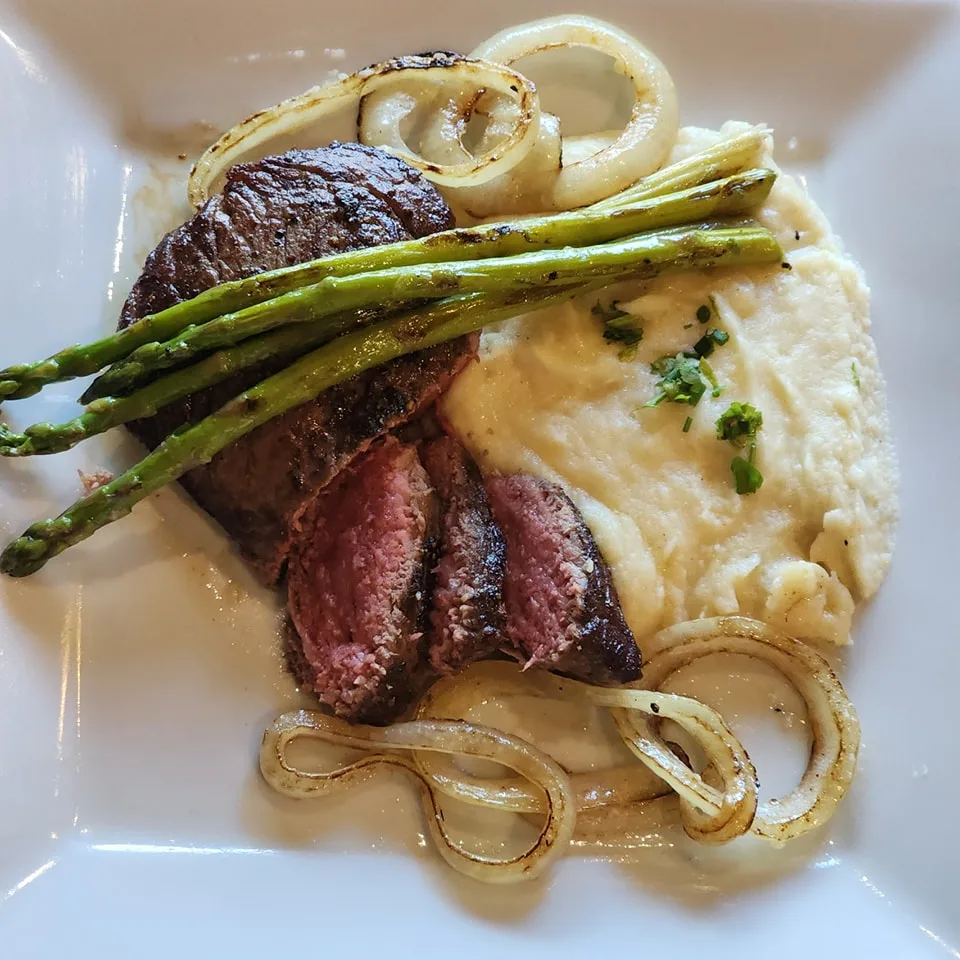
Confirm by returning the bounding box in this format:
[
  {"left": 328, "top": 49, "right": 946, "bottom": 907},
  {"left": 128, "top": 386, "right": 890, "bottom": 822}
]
[
  {"left": 119, "top": 142, "right": 473, "bottom": 584},
  {"left": 287, "top": 438, "right": 438, "bottom": 724},
  {"left": 486, "top": 474, "right": 641, "bottom": 685},
  {"left": 420, "top": 436, "right": 506, "bottom": 675}
]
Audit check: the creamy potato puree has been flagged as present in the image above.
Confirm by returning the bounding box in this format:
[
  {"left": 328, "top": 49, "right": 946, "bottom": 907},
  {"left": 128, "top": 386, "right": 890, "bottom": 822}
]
[{"left": 443, "top": 122, "right": 898, "bottom": 646}]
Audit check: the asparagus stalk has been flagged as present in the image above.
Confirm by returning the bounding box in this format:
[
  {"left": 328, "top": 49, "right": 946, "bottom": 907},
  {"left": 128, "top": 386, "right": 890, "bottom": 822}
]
[
  {"left": 2, "top": 223, "right": 783, "bottom": 456},
  {"left": 0, "top": 321, "right": 338, "bottom": 456},
  {"left": 84, "top": 223, "right": 781, "bottom": 401},
  {"left": 0, "top": 169, "right": 776, "bottom": 401},
  {"left": 0, "top": 285, "right": 590, "bottom": 577}
]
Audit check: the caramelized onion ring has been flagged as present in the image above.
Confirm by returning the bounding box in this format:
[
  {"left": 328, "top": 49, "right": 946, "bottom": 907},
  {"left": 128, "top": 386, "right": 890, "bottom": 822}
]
[
  {"left": 412, "top": 90, "right": 563, "bottom": 217},
  {"left": 259, "top": 709, "right": 574, "bottom": 883},
  {"left": 646, "top": 617, "right": 861, "bottom": 842},
  {"left": 190, "top": 53, "right": 540, "bottom": 208},
  {"left": 368, "top": 15, "right": 679, "bottom": 214},
  {"left": 424, "top": 104, "right": 564, "bottom": 218},
  {"left": 472, "top": 15, "right": 679, "bottom": 209},
  {"left": 608, "top": 691, "right": 758, "bottom": 844}
]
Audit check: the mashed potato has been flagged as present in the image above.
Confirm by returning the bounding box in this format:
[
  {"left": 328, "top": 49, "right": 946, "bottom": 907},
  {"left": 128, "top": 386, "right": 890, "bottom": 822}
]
[{"left": 442, "top": 122, "right": 898, "bottom": 647}]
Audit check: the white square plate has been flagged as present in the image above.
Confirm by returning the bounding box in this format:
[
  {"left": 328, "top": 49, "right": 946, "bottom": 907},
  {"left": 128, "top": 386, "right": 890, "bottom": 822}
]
[{"left": 0, "top": 0, "right": 958, "bottom": 956}]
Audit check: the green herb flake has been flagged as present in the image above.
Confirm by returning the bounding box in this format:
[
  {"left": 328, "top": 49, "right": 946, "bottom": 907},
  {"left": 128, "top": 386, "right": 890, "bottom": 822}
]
[
  {"left": 602, "top": 322, "right": 643, "bottom": 356},
  {"left": 602, "top": 323, "right": 643, "bottom": 345},
  {"left": 696, "top": 304, "right": 711, "bottom": 324},
  {"left": 693, "top": 328, "right": 730, "bottom": 358},
  {"left": 606, "top": 316, "right": 640, "bottom": 333},
  {"left": 682, "top": 416, "right": 693, "bottom": 433},
  {"left": 716, "top": 401, "right": 763, "bottom": 447},
  {"left": 716, "top": 402, "right": 765, "bottom": 495},
  {"left": 683, "top": 322, "right": 694, "bottom": 329},
  {"left": 644, "top": 353, "right": 709, "bottom": 407},
  {"left": 851, "top": 361, "right": 861, "bottom": 388},
  {"left": 595, "top": 301, "right": 643, "bottom": 359},
  {"left": 699, "top": 357, "right": 719, "bottom": 390},
  {"left": 731, "top": 453, "right": 764, "bottom": 495}
]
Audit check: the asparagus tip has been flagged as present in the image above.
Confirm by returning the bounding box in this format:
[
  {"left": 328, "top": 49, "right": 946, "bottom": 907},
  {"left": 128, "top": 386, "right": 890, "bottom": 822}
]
[{"left": 0, "top": 536, "right": 49, "bottom": 577}]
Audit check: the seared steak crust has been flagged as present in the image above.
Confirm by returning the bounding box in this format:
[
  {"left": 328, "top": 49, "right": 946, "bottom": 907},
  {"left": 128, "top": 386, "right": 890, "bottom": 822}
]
[{"left": 118, "top": 142, "right": 469, "bottom": 583}]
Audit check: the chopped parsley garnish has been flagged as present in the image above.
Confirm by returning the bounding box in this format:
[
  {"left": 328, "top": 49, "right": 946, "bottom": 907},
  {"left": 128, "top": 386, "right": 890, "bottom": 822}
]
[
  {"left": 716, "top": 402, "right": 764, "bottom": 495},
  {"left": 682, "top": 416, "right": 693, "bottom": 433},
  {"left": 731, "top": 452, "right": 764, "bottom": 495},
  {"left": 716, "top": 401, "right": 763, "bottom": 446},
  {"left": 593, "top": 301, "right": 643, "bottom": 361},
  {"left": 602, "top": 315, "right": 644, "bottom": 348},
  {"left": 699, "top": 357, "right": 724, "bottom": 398},
  {"left": 696, "top": 295, "right": 721, "bottom": 324},
  {"left": 644, "top": 353, "right": 709, "bottom": 407},
  {"left": 693, "top": 328, "right": 729, "bottom": 358},
  {"left": 851, "top": 361, "right": 861, "bottom": 388},
  {"left": 639, "top": 311, "right": 729, "bottom": 421}
]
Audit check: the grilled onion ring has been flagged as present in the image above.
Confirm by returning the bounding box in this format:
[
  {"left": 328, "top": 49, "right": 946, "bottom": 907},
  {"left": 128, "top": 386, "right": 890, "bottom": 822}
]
[
  {"left": 411, "top": 15, "right": 678, "bottom": 213},
  {"left": 361, "top": 16, "right": 678, "bottom": 214},
  {"left": 645, "top": 617, "right": 861, "bottom": 842},
  {"left": 259, "top": 709, "right": 574, "bottom": 883},
  {"left": 190, "top": 52, "right": 540, "bottom": 208},
  {"left": 419, "top": 100, "right": 564, "bottom": 218},
  {"left": 359, "top": 82, "right": 561, "bottom": 217},
  {"left": 472, "top": 15, "right": 678, "bottom": 209}
]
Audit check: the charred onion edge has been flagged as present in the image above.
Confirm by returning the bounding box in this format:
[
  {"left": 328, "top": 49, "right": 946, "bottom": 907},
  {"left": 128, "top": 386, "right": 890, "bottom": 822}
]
[
  {"left": 259, "top": 709, "right": 575, "bottom": 883},
  {"left": 608, "top": 690, "right": 759, "bottom": 845},
  {"left": 642, "top": 616, "right": 861, "bottom": 843},
  {"left": 189, "top": 52, "right": 541, "bottom": 207},
  {"left": 394, "top": 89, "right": 564, "bottom": 217}
]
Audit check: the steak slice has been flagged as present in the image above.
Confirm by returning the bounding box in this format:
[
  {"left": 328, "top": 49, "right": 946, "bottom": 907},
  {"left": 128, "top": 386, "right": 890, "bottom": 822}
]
[
  {"left": 486, "top": 474, "right": 641, "bottom": 685},
  {"left": 420, "top": 436, "right": 506, "bottom": 675},
  {"left": 287, "top": 438, "right": 438, "bottom": 724},
  {"left": 118, "top": 142, "right": 473, "bottom": 584}
]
